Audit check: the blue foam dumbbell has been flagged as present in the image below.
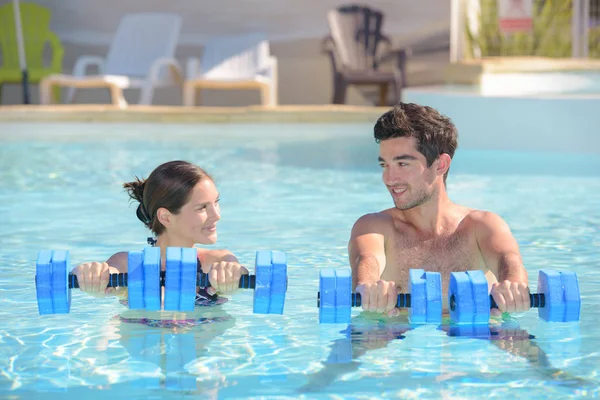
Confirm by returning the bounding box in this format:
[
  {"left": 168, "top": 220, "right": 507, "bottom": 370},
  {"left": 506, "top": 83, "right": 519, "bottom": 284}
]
[
  {"left": 35, "top": 247, "right": 288, "bottom": 315},
  {"left": 127, "top": 247, "right": 162, "bottom": 311},
  {"left": 36, "top": 250, "right": 73, "bottom": 315},
  {"left": 448, "top": 269, "right": 581, "bottom": 324},
  {"left": 317, "top": 268, "right": 442, "bottom": 324},
  {"left": 252, "top": 250, "right": 288, "bottom": 314},
  {"left": 36, "top": 247, "right": 161, "bottom": 315},
  {"left": 195, "top": 248, "right": 288, "bottom": 314}
]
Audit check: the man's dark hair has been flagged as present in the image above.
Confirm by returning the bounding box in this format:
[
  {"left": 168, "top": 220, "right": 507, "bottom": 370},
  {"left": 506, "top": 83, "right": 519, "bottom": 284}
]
[{"left": 374, "top": 102, "right": 458, "bottom": 182}]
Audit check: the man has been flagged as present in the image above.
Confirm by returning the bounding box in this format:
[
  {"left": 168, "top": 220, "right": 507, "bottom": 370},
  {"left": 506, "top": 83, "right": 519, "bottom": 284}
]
[{"left": 349, "top": 102, "right": 530, "bottom": 317}]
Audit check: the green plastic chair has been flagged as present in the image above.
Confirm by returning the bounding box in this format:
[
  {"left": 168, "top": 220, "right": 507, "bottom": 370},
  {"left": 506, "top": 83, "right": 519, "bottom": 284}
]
[{"left": 0, "top": 2, "right": 64, "bottom": 104}]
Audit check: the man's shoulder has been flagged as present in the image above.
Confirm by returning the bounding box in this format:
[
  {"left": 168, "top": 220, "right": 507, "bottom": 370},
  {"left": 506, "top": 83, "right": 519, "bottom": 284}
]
[
  {"left": 351, "top": 210, "right": 396, "bottom": 234},
  {"left": 463, "top": 209, "right": 510, "bottom": 234},
  {"left": 354, "top": 210, "right": 396, "bottom": 224},
  {"left": 465, "top": 208, "right": 503, "bottom": 222}
]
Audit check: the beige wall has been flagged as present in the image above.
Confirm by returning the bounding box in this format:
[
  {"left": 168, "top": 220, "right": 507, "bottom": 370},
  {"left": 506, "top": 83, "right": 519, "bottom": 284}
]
[
  {"left": 1, "top": 36, "right": 449, "bottom": 107},
  {"left": 2, "top": 0, "right": 452, "bottom": 106}
]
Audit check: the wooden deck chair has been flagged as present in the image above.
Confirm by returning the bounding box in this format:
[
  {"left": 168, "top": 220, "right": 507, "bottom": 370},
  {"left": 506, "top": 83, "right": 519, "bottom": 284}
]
[{"left": 322, "top": 5, "right": 409, "bottom": 106}]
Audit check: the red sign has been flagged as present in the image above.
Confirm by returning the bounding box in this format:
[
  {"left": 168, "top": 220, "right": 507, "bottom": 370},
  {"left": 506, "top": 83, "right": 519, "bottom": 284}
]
[{"left": 498, "top": 0, "right": 533, "bottom": 33}]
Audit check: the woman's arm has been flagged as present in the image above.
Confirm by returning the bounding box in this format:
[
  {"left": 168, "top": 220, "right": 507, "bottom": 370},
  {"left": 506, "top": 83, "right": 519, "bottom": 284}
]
[
  {"left": 197, "top": 249, "right": 239, "bottom": 272},
  {"left": 197, "top": 248, "right": 248, "bottom": 294}
]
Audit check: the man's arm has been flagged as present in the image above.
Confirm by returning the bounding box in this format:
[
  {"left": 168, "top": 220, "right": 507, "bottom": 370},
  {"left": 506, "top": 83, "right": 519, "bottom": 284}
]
[
  {"left": 474, "top": 211, "right": 530, "bottom": 313},
  {"left": 348, "top": 213, "right": 398, "bottom": 315},
  {"left": 348, "top": 214, "right": 388, "bottom": 290},
  {"left": 474, "top": 211, "right": 528, "bottom": 284}
]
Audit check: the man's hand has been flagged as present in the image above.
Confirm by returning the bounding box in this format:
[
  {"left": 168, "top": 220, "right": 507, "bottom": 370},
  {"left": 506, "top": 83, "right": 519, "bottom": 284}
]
[
  {"left": 355, "top": 280, "right": 400, "bottom": 317},
  {"left": 490, "top": 280, "right": 531, "bottom": 316}
]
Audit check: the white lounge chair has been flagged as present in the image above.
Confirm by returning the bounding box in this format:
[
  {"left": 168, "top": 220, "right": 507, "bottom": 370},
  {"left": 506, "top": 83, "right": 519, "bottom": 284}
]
[
  {"left": 183, "top": 33, "right": 278, "bottom": 107},
  {"left": 39, "top": 13, "right": 183, "bottom": 108}
]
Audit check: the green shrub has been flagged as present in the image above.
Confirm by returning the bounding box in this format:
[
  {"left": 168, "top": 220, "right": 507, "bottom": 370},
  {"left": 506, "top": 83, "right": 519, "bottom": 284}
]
[
  {"left": 465, "top": 0, "right": 575, "bottom": 57},
  {"left": 590, "top": 26, "right": 600, "bottom": 57}
]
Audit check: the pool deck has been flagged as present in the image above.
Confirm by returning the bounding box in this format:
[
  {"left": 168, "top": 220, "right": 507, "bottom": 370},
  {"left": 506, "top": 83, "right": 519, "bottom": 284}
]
[
  {"left": 445, "top": 57, "right": 600, "bottom": 85},
  {"left": 2, "top": 57, "right": 599, "bottom": 124},
  {"left": 0, "top": 104, "right": 389, "bottom": 123}
]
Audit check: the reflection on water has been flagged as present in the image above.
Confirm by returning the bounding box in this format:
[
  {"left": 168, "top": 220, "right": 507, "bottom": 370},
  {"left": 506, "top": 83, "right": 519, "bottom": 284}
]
[{"left": 299, "top": 315, "right": 595, "bottom": 394}]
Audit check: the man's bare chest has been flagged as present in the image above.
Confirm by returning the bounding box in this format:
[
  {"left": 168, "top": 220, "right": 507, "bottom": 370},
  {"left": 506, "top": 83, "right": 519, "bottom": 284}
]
[{"left": 382, "top": 232, "right": 482, "bottom": 292}]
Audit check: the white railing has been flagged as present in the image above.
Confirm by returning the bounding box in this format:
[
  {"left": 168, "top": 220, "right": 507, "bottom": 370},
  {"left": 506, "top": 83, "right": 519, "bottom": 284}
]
[{"left": 572, "top": 0, "right": 590, "bottom": 57}]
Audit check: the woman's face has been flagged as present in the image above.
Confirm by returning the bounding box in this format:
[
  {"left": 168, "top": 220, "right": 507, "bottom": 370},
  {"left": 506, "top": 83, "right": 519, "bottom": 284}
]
[{"left": 166, "top": 179, "right": 221, "bottom": 246}]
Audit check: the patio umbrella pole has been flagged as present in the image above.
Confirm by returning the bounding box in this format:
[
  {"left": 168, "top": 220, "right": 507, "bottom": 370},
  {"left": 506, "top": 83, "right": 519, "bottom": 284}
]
[{"left": 12, "top": 0, "right": 30, "bottom": 104}]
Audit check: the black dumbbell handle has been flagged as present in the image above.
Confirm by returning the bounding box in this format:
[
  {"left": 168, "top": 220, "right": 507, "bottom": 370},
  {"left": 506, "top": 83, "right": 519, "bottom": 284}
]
[
  {"left": 317, "top": 292, "right": 412, "bottom": 308},
  {"left": 449, "top": 293, "right": 545, "bottom": 311},
  {"left": 66, "top": 271, "right": 256, "bottom": 289},
  {"left": 196, "top": 272, "right": 254, "bottom": 289}
]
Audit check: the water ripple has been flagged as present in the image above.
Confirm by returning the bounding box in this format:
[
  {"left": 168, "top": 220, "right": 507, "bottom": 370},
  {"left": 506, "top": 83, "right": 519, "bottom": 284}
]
[{"left": 0, "top": 123, "right": 598, "bottom": 399}]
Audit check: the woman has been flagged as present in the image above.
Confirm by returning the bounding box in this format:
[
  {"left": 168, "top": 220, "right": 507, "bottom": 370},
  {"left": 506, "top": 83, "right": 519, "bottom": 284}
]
[
  {"left": 72, "top": 160, "right": 242, "bottom": 394},
  {"left": 72, "top": 160, "right": 248, "bottom": 307}
]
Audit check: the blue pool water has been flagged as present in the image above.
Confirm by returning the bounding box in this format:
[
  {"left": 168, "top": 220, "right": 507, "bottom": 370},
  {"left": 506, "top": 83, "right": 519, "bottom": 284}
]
[{"left": 0, "top": 122, "right": 599, "bottom": 399}]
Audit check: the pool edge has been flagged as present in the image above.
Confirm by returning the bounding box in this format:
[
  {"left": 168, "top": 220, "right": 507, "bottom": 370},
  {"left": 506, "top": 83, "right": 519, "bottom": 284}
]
[{"left": 0, "top": 105, "right": 389, "bottom": 124}]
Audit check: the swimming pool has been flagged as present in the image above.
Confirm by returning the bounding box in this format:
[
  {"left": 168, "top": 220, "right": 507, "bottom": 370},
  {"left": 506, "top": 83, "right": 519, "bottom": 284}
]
[{"left": 0, "top": 121, "right": 599, "bottom": 399}]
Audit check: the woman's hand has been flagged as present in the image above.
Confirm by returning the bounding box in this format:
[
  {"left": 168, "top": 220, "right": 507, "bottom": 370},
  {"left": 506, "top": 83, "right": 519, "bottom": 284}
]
[
  {"left": 206, "top": 261, "right": 249, "bottom": 295},
  {"left": 71, "top": 262, "right": 124, "bottom": 297}
]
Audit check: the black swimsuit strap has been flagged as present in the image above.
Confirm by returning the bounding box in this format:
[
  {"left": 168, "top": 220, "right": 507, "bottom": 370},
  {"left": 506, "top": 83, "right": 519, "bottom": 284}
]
[{"left": 196, "top": 256, "right": 219, "bottom": 300}]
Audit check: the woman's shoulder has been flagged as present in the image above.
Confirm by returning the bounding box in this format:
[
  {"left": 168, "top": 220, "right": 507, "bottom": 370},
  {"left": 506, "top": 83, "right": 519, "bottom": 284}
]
[
  {"left": 106, "top": 251, "right": 129, "bottom": 273},
  {"left": 196, "top": 247, "right": 237, "bottom": 266}
]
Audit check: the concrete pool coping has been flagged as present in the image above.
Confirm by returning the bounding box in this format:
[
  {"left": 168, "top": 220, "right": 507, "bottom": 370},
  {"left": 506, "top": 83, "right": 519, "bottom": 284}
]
[
  {"left": 3, "top": 86, "right": 599, "bottom": 124},
  {"left": 0, "top": 104, "right": 390, "bottom": 124},
  {"left": 445, "top": 57, "right": 600, "bottom": 85}
]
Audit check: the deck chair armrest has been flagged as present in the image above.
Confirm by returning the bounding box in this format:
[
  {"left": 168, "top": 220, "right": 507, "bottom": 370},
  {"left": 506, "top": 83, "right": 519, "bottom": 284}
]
[
  {"left": 375, "top": 35, "right": 400, "bottom": 61},
  {"left": 254, "top": 55, "right": 278, "bottom": 82},
  {"left": 186, "top": 57, "right": 201, "bottom": 80},
  {"left": 46, "top": 32, "right": 65, "bottom": 71},
  {"left": 379, "top": 47, "right": 411, "bottom": 66},
  {"left": 321, "top": 35, "right": 341, "bottom": 73},
  {"left": 269, "top": 55, "right": 277, "bottom": 67},
  {"left": 380, "top": 34, "right": 393, "bottom": 46},
  {"left": 266, "top": 55, "right": 278, "bottom": 81},
  {"left": 321, "top": 35, "right": 336, "bottom": 54},
  {"left": 146, "top": 57, "right": 183, "bottom": 84},
  {"left": 377, "top": 34, "right": 413, "bottom": 58},
  {"left": 72, "top": 56, "right": 106, "bottom": 76}
]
